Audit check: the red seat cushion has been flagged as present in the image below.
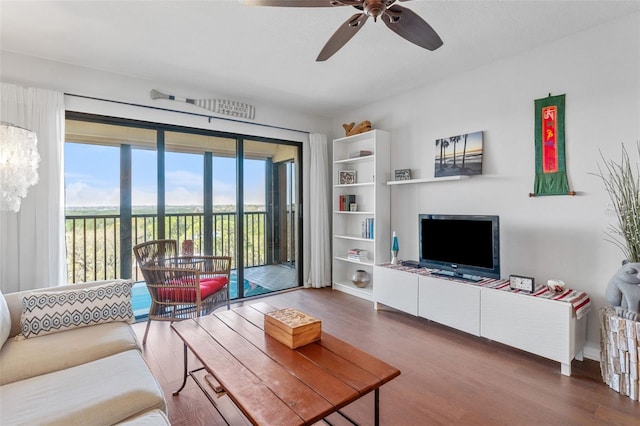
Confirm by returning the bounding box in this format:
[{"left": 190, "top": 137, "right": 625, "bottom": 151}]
[
  {"left": 156, "top": 277, "right": 228, "bottom": 302},
  {"left": 199, "top": 277, "right": 228, "bottom": 299}
]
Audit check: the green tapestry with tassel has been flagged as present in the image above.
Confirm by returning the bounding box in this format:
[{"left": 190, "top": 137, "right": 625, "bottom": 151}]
[{"left": 533, "top": 94, "right": 570, "bottom": 196}]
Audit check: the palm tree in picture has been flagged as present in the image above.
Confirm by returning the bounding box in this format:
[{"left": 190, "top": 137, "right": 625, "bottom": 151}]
[
  {"left": 440, "top": 138, "right": 450, "bottom": 170},
  {"left": 450, "top": 135, "right": 461, "bottom": 168},
  {"left": 435, "top": 139, "right": 445, "bottom": 170},
  {"left": 443, "top": 139, "right": 450, "bottom": 168},
  {"left": 461, "top": 133, "right": 468, "bottom": 169}
]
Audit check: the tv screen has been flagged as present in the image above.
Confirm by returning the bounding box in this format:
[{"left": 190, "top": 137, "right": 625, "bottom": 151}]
[{"left": 419, "top": 214, "right": 500, "bottom": 280}]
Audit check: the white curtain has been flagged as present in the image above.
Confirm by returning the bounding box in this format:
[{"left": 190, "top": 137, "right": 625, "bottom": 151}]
[
  {"left": 305, "top": 133, "right": 332, "bottom": 288},
  {"left": 0, "top": 83, "right": 66, "bottom": 293}
]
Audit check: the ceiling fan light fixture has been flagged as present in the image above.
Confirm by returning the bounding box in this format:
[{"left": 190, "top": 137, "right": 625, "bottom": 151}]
[{"left": 363, "top": 0, "right": 386, "bottom": 22}]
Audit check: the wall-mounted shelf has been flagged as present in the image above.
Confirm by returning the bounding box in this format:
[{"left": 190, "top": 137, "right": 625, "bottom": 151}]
[{"left": 386, "top": 175, "right": 470, "bottom": 186}]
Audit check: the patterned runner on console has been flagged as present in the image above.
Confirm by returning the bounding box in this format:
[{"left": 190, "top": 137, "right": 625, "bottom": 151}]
[{"left": 380, "top": 263, "right": 591, "bottom": 319}]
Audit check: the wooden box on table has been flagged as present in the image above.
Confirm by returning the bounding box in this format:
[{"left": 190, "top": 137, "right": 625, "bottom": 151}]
[{"left": 264, "top": 308, "right": 321, "bottom": 349}]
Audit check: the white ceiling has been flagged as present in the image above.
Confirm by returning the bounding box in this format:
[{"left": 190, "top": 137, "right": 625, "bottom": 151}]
[{"left": 1, "top": 1, "right": 639, "bottom": 118}]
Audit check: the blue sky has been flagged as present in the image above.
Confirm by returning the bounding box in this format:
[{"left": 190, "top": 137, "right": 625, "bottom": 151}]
[
  {"left": 435, "top": 130, "right": 483, "bottom": 160},
  {"left": 64, "top": 143, "right": 265, "bottom": 207}
]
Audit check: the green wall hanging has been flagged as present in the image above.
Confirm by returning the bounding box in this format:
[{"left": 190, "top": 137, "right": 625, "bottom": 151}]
[{"left": 531, "top": 93, "right": 575, "bottom": 197}]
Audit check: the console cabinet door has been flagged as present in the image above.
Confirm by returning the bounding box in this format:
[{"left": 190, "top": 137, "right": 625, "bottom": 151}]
[
  {"left": 373, "top": 266, "right": 418, "bottom": 315},
  {"left": 418, "top": 276, "right": 481, "bottom": 336},
  {"left": 481, "top": 289, "right": 574, "bottom": 364}
]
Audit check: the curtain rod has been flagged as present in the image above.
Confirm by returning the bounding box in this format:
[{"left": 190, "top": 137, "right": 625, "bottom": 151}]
[{"left": 64, "top": 93, "right": 311, "bottom": 135}]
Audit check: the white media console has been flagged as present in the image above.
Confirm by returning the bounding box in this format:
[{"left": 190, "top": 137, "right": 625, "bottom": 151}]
[{"left": 373, "top": 265, "right": 588, "bottom": 376}]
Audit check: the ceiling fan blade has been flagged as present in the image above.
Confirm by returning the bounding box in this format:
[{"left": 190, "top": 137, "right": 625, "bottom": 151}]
[
  {"left": 242, "top": 0, "right": 339, "bottom": 6},
  {"left": 316, "top": 13, "right": 369, "bottom": 61},
  {"left": 382, "top": 4, "right": 443, "bottom": 51}
]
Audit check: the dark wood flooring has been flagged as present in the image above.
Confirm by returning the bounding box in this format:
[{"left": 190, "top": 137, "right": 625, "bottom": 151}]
[{"left": 132, "top": 288, "right": 639, "bottom": 425}]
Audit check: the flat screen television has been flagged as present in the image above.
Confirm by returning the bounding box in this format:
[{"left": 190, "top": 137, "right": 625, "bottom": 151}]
[{"left": 419, "top": 214, "right": 500, "bottom": 281}]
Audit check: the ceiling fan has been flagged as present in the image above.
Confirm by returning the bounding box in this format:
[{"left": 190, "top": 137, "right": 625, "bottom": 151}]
[{"left": 245, "top": 0, "right": 443, "bottom": 61}]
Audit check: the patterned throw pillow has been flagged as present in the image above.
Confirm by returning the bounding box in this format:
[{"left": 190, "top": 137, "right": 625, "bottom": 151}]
[{"left": 20, "top": 280, "right": 134, "bottom": 338}]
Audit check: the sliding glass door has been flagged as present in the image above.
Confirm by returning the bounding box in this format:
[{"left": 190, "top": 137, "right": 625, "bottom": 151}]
[
  {"left": 240, "top": 140, "right": 301, "bottom": 297},
  {"left": 65, "top": 119, "right": 158, "bottom": 282},
  {"left": 64, "top": 113, "right": 302, "bottom": 301}
]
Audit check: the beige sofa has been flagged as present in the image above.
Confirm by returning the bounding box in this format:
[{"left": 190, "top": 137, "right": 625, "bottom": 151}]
[{"left": 0, "top": 280, "right": 169, "bottom": 425}]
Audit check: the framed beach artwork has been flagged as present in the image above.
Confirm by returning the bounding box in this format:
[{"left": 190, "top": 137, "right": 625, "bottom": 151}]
[{"left": 434, "top": 131, "right": 484, "bottom": 178}]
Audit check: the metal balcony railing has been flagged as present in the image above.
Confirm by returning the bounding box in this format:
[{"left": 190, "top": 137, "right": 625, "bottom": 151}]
[{"left": 65, "top": 212, "right": 267, "bottom": 284}]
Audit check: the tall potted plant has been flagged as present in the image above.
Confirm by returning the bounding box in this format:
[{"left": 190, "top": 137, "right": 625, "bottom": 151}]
[
  {"left": 596, "top": 143, "right": 640, "bottom": 400},
  {"left": 596, "top": 143, "right": 640, "bottom": 263}
]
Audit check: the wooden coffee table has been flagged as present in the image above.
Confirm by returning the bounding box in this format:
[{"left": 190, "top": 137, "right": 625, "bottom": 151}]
[{"left": 171, "top": 302, "right": 400, "bottom": 425}]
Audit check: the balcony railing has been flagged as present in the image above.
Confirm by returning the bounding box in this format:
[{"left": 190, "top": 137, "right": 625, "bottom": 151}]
[{"left": 65, "top": 212, "right": 267, "bottom": 284}]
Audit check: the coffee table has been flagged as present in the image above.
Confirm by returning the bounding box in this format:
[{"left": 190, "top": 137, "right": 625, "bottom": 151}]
[{"left": 171, "top": 302, "right": 400, "bottom": 425}]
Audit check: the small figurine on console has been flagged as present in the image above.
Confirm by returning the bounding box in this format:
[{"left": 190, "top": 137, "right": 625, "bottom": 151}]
[
  {"left": 343, "top": 120, "right": 372, "bottom": 137},
  {"left": 605, "top": 260, "right": 640, "bottom": 320}
]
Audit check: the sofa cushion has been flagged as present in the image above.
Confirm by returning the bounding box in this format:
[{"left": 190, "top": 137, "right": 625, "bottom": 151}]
[
  {"left": 0, "top": 321, "right": 140, "bottom": 385},
  {"left": 0, "top": 349, "right": 166, "bottom": 426},
  {"left": 157, "top": 276, "right": 228, "bottom": 302},
  {"left": 0, "top": 291, "right": 10, "bottom": 350},
  {"left": 20, "top": 280, "right": 134, "bottom": 338}
]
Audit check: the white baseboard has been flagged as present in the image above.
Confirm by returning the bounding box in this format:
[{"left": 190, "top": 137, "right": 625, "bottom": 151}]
[{"left": 583, "top": 343, "right": 600, "bottom": 362}]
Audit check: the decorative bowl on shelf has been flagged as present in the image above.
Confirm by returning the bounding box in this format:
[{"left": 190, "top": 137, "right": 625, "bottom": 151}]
[{"left": 352, "top": 269, "right": 371, "bottom": 288}]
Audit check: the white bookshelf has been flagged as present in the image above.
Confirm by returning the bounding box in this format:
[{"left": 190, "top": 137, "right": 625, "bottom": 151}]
[{"left": 332, "top": 130, "right": 390, "bottom": 301}]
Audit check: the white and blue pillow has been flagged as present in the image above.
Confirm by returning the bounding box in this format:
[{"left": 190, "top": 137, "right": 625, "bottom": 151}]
[{"left": 20, "top": 280, "right": 134, "bottom": 338}]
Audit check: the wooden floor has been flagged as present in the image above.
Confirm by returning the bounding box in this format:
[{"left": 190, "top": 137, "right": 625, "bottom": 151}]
[{"left": 132, "top": 288, "right": 639, "bottom": 425}]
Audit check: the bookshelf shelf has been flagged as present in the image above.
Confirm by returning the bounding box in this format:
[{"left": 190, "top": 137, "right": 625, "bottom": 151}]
[
  {"left": 335, "top": 182, "right": 375, "bottom": 188},
  {"left": 334, "top": 256, "right": 375, "bottom": 266},
  {"left": 334, "top": 234, "right": 374, "bottom": 242},
  {"left": 333, "top": 211, "right": 374, "bottom": 215},
  {"left": 334, "top": 155, "right": 374, "bottom": 165}
]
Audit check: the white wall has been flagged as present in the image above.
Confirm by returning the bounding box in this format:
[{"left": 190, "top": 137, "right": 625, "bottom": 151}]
[
  {"left": 0, "top": 51, "right": 333, "bottom": 289},
  {"left": 0, "top": 52, "right": 332, "bottom": 140},
  {"left": 332, "top": 13, "right": 640, "bottom": 355}
]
